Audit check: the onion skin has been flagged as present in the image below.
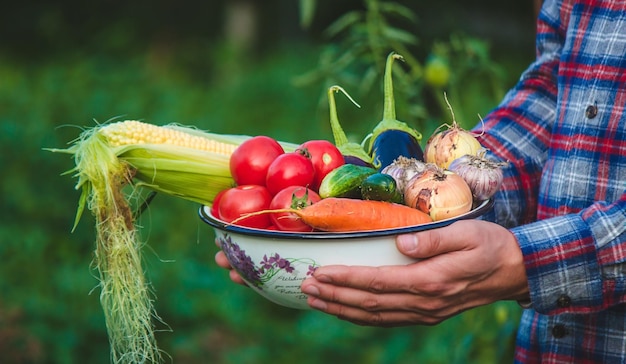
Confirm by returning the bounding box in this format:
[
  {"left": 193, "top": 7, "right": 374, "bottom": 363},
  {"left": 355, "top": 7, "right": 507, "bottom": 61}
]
[
  {"left": 424, "top": 127, "right": 482, "bottom": 169},
  {"left": 403, "top": 168, "right": 473, "bottom": 221},
  {"left": 448, "top": 153, "right": 506, "bottom": 200}
]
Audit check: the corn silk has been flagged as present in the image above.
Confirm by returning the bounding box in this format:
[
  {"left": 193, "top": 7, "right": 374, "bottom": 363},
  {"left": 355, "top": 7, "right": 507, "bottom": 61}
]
[{"left": 48, "top": 120, "right": 297, "bottom": 363}]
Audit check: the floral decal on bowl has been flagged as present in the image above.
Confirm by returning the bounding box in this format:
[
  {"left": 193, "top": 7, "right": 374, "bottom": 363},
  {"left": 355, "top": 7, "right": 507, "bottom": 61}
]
[{"left": 218, "top": 234, "right": 318, "bottom": 289}]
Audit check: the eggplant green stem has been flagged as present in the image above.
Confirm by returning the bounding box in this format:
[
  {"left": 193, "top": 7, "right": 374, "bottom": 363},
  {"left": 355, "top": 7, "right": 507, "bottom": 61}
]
[
  {"left": 383, "top": 53, "right": 403, "bottom": 121},
  {"left": 327, "top": 85, "right": 373, "bottom": 164},
  {"left": 369, "top": 52, "right": 423, "bottom": 151},
  {"left": 328, "top": 85, "right": 360, "bottom": 147}
]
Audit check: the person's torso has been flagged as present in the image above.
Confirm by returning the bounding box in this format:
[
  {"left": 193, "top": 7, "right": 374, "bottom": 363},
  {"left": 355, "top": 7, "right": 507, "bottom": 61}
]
[{"left": 538, "top": 0, "right": 626, "bottom": 219}]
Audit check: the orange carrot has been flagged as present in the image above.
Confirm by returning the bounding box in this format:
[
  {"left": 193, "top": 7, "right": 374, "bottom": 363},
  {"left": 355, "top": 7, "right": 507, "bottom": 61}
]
[{"left": 236, "top": 197, "right": 432, "bottom": 232}]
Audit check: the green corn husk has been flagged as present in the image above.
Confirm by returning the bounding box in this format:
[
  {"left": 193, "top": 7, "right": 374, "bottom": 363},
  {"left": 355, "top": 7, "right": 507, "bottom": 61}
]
[
  {"left": 118, "top": 145, "right": 235, "bottom": 205},
  {"left": 48, "top": 120, "right": 298, "bottom": 363}
]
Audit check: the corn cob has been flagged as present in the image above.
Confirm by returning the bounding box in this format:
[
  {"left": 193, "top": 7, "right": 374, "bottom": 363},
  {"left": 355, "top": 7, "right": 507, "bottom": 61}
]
[
  {"left": 98, "top": 120, "right": 242, "bottom": 207},
  {"left": 96, "top": 120, "right": 297, "bottom": 206},
  {"left": 48, "top": 120, "right": 297, "bottom": 364},
  {"left": 100, "top": 120, "right": 240, "bottom": 154}
]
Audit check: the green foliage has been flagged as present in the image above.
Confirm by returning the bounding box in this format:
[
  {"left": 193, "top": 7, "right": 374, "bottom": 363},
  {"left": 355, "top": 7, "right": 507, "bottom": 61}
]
[
  {"left": 0, "top": 1, "right": 531, "bottom": 362},
  {"left": 294, "top": 0, "right": 509, "bottom": 144}
]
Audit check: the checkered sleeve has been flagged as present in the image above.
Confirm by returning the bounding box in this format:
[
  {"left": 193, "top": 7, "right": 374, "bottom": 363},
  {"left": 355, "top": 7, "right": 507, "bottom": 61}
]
[{"left": 513, "top": 195, "right": 626, "bottom": 314}]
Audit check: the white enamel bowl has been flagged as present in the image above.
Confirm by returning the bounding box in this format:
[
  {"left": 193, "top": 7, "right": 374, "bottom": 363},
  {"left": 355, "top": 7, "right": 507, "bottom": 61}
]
[{"left": 199, "top": 199, "right": 493, "bottom": 310}]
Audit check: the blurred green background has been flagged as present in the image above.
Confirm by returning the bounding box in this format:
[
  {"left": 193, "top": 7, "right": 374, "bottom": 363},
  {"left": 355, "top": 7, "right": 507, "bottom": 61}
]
[{"left": 1, "top": 0, "right": 537, "bottom": 363}]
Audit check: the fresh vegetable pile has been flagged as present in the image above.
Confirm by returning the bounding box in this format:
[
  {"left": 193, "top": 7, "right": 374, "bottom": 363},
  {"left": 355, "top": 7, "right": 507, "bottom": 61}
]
[
  {"left": 216, "top": 123, "right": 504, "bottom": 231},
  {"left": 214, "top": 53, "right": 507, "bottom": 232},
  {"left": 49, "top": 51, "right": 506, "bottom": 363}
]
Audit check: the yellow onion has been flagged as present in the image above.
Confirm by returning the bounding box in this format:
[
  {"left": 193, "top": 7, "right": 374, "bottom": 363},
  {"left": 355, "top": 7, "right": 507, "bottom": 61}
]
[
  {"left": 448, "top": 149, "right": 508, "bottom": 200},
  {"left": 424, "top": 123, "right": 482, "bottom": 169},
  {"left": 403, "top": 167, "right": 473, "bottom": 221},
  {"left": 424, "top": 94, "right": 482, "bottom": 169}
]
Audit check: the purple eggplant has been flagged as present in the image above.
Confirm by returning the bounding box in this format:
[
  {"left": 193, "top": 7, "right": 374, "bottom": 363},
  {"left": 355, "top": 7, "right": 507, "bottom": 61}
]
[
  {"left": 371, "top": 129, "right": 423, "bottom": 168},
  {"left": 368, "top": 53, "right": 424, "bottom": 170},
  {"left": 343, "top": 154, "right": 374, "bottom": 167}
]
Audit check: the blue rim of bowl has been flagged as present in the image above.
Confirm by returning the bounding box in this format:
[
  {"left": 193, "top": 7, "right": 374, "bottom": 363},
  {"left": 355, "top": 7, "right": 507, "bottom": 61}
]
[{"left": 199, "top": 198, "right": 493, "bottom": 240}]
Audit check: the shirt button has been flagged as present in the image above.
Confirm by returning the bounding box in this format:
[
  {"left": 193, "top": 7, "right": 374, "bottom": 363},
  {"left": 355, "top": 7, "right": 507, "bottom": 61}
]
[
  {"left": 552, "top": 324, "right": 567, "bottom": 338},
  {"left": 556, "top": 294, "right": 571, "bottom": 308},
  {"left": 585, "top": 104, "right": 598, "bottom": 119}
]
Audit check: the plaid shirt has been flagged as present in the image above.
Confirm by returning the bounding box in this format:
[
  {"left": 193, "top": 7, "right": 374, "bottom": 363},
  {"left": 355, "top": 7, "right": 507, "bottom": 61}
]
[{"left": 477, "top": 0, "right": 626, "bottom": 362}]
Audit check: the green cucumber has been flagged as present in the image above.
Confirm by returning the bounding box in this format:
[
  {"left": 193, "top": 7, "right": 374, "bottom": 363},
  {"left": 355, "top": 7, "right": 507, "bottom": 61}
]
[
  {"left": 318, "top": 164, "right": 377, "bottom": 199},
  {"left": 360, "top": 173, "right": 404, "bottom": 203}
]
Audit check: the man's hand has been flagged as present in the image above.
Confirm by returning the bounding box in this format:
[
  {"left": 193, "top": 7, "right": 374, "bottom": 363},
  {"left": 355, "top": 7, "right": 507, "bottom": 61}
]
[
  {"left": 300, "top": 219, "right": 529, "bottom": 326},
  {"left": 214, "top": 239, "right": 247, "bottom": 286}
]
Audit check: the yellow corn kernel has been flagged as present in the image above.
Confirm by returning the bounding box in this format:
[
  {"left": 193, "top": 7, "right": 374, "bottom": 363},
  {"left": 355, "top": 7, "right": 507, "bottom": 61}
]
[{"left": 100, "top": 120, "right": 238, "bottom": 156}]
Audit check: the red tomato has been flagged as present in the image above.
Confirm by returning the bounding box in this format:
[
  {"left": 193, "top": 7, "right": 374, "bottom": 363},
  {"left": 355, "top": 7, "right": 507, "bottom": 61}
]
[
  {"left": 210, "top": 188, "right": 228, "bottom": 217},
  {"left": 265, "top": 152, "right": 315, "bottom": 195},
  {"left": 269, "top": 186, "right": 321, "bottom": 232},
  {"left": 297, "top": 140, "right": 345, "bottom": 191},
  {"left": 217, "top": 185, "right": 272, "bottom": 228},
  {"left": 229, "top": 136, "right": 284, "bottom": 186}
]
